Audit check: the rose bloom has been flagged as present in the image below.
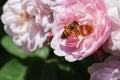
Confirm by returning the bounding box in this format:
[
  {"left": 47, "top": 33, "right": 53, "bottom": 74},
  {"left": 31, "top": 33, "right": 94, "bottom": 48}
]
[
  {"left": 51, "top": 0, "right": 111, "bottom": 62},
  {"left": 103, "top": 0, "right": 120, "bottom": 56},
  {"left": 88, "top": 56, "right": 120, "bottom": 80},
  {"left": 1, "top": 0, "right": 54, "bottom": 52}
]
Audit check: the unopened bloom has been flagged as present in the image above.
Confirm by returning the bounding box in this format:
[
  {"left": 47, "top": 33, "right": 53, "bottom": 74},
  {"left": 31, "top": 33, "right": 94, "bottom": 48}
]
[
  {"left": 1, "top": 0, "right": 54, "bottom": 52},
  {"left": 88, "top": 56, "right": 120, "bottom": 80},
  {"left": 51, "top": 0, "right": 111, "bottom": 62}
]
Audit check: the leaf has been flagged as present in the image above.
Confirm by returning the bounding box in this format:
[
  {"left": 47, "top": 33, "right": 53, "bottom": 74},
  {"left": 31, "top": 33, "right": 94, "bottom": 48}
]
[
  {"left": 57, "top": 63, "right": 71, "bottom": 72},
  {"left": 34, "top": 46, "right": 50, "bottom": 60},
  {"left": 1, "top": 36, "right": 31, "bottom": 58},
  {"left": 1, "top": 36, "right": 50, "bottom": 59},
  {"left": 0, "top": 59, "right": 27, "bottom": 80}
]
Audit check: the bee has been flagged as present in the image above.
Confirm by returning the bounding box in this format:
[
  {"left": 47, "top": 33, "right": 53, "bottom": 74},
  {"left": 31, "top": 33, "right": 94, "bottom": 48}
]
[
  {"left": 61, "top": 21, "right": 94, "bottom": 39},
  {"left": 61, "top": 21, "right": 79, "bottom": 39}
]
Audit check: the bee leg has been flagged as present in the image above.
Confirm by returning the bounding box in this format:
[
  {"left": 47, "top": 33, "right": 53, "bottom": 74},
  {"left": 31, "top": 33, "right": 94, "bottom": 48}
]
[
  {"left": 74, "top": 30, "right": 80, "bottom": 40},
  {"left": 75, "top": 34, "right": 79, "bottom": 40},
  {"left": 76, "top": 33, "right": 80, "bottom": 40}
]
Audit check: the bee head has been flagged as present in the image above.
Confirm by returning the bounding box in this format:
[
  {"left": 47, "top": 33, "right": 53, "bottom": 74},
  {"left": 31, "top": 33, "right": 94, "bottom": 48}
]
[{"left": 73, "top": 21, "right": 79, "bottom": 26}]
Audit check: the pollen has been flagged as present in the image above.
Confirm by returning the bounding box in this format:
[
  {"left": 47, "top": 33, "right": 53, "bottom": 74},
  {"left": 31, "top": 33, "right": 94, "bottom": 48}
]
[{"left": 80, "top": 24, "right": 94, "bottom": 37}]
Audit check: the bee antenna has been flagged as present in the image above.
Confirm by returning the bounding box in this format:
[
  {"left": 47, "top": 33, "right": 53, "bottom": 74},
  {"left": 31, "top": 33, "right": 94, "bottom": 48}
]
[
  {"left": 73, "top": 21, "right": 79, "bottom": 25},
  {"left": 73, "top": 21, "right": 77, "bottom": 23}
]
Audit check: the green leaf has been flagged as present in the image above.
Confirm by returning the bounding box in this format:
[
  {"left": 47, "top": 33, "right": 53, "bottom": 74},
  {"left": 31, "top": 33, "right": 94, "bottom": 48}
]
[
  {"left": 0, "top": 59, "right": 27, "bottom": 80},
  {"left": 34, "top": 46, "right": 50, "bottom": 60},
  {"left": 1, "top": 36, "right": 30, "bottom": 58},
  {"left": 57, "top": 63, "right": 71, "bottom": 72},
  {"left": 1, "top": 36, "right": 50, "bottom": 59}
]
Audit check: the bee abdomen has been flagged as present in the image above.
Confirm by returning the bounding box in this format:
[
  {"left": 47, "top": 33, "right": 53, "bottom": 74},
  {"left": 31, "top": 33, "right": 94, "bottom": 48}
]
[
  {"left": 61, "top": 30, "right": 71, "bottom": 39},
  {"left": 61, "top": 33, "right": 68, "bottom": 39}
]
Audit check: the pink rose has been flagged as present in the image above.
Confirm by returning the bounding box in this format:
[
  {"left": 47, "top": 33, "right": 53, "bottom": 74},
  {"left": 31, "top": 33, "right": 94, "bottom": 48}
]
[
  {"left": 51, "top": 0, "right": 111, "bottom": 62},
  {"left": 88, "top": 56, "right": 120, "bottom": 80},
  {"left": 103, "top": 0, "right": 120, "bottom": 56},
  {"left": 1, "top": 0, "right": 54, "bottom": 52}
]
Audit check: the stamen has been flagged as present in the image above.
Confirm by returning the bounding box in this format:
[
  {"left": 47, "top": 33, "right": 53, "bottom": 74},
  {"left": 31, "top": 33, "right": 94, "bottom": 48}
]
[
  {"left": 80, "top": 24, "right": 94, "bottom": 37},
  {"left": 20, "top": 10, "right": 29, "bottom": 21}
]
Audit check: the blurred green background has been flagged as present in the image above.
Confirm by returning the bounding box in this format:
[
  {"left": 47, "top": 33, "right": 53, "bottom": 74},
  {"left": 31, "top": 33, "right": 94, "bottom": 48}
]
[{"left": 0, "top": 0, "right": 96, "bottom": 80}]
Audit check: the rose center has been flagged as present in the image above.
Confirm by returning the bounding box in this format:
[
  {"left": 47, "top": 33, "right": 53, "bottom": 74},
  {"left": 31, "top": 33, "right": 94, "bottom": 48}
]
[
  {"left": 79, "top": 24, "right": 94, "bottom": 37},
  {"left": 20, "top": 10, "right": 29, "bottom": 21}
]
